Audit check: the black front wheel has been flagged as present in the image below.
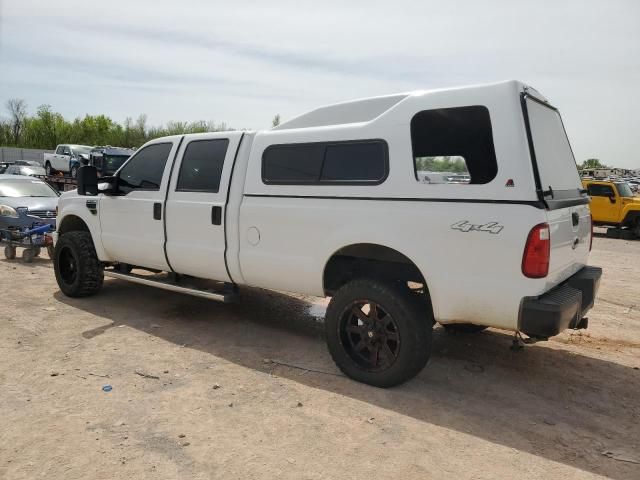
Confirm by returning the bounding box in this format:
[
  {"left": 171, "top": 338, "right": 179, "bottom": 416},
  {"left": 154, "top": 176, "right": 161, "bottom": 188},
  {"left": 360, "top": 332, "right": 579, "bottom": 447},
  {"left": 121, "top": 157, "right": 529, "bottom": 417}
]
[
  {"left": 54, "top": 231, "right": 104, "bottom": 297},
  {"left": 325, "top": 278, "right": 433, "bottom": 387}
]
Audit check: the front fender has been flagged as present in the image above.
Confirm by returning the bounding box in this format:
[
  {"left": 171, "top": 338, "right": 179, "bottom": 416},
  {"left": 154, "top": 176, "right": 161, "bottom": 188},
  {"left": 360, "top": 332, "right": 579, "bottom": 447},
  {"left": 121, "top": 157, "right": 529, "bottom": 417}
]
[{"left": 56, "top": 203, "right": 110, "bottom": 261}]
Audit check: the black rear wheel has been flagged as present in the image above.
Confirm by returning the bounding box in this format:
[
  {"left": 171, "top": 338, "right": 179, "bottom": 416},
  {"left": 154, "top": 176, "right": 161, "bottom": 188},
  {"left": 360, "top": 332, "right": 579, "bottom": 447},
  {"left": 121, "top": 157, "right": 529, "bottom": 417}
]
[
  {"left": 325, "top": 278, "right": 433, "bottom": 387},
  {"left": 54, "top": 231, "right": 104, "bottom": 297},
  {"left": 45, "top": 162, "right": 53, "bottom": 175}
]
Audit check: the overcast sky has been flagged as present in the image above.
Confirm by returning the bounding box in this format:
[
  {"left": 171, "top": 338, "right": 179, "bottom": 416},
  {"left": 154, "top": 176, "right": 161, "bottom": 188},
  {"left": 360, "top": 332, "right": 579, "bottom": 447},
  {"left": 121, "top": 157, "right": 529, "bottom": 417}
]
[{"left": 1, "top": 0, "right": 638, "bottom": 168}]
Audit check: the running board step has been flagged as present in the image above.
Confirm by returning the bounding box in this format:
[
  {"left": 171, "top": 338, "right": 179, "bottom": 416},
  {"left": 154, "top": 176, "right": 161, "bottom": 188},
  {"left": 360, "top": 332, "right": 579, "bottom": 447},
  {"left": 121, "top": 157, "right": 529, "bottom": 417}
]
[{"left": 104, "top": 270, "right": 236, "bottom": 303}]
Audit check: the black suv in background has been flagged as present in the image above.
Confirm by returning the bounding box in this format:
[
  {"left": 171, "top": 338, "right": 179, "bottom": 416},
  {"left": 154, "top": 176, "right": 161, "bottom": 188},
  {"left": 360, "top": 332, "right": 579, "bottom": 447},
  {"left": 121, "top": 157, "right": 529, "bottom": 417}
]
[{"left": 89, "top": 146, "right": 135, "bottom": 177}]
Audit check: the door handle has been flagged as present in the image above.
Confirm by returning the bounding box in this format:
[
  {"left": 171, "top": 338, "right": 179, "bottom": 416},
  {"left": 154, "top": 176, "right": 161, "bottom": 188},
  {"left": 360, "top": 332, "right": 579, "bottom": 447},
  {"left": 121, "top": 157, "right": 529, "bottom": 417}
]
[
  {"left": 211, "top": 206, "right": 222, "bottom": 225},
  {"left": 571, "top": 212, "right": 579, "bottom": 227},
  {"left": 153, "top": 202, "right": 162, "bottom": 220}
]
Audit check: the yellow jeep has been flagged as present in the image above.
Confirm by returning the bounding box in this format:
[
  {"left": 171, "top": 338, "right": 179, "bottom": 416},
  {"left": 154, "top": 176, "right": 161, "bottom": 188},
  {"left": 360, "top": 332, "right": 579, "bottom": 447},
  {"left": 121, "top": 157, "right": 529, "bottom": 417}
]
[{"left": 583, "top": 180, "right": 640, "bottom": 237}]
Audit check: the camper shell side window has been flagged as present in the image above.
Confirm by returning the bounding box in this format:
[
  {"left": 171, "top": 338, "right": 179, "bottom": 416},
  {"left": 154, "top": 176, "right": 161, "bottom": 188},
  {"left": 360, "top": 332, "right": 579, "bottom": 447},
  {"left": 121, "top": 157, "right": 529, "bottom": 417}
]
[{"left": 410, "top": 106, "right": 498, "bottom": 185}]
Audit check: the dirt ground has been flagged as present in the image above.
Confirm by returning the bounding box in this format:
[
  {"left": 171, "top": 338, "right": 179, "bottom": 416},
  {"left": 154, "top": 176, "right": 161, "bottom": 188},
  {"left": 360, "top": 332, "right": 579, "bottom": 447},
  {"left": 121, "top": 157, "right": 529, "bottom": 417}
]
[{"left": 1, "top": 230, "right": 639, "bottom": 480}]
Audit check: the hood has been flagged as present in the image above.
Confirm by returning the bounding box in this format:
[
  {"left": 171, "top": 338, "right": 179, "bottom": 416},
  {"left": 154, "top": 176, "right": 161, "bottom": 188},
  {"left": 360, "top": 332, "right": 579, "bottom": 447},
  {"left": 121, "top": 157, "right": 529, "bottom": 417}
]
[{"left": 0, "top": 196, "right": 59, "bottom": 212}]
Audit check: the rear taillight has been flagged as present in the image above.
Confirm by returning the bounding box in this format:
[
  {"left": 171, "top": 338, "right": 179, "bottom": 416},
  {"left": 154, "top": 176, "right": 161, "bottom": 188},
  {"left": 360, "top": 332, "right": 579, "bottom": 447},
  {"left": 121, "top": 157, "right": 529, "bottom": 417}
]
[
  {"left": 589, "top": 214, "right": 593, "bottom": 251},
  {"left": 522, "top": 223, "right": 550, "bottom": 278}
]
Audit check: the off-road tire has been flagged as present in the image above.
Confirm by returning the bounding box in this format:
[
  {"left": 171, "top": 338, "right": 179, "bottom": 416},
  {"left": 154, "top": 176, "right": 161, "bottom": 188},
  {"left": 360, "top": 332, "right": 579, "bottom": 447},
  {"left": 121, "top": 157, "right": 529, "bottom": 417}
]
[
  {"left": 54, "top": 231, "right": 104, "bottom": 297},
  {"left": 325, "top": 278, "right": 433, "bottom": 388},
  {"left": 633, "top": 219, "right": 640, "bottom": 239},
  {"left": 45, "top": 162, "right": 53, "bottom": 176},
  {"left": 442, "top": 323, "right": 488, "bottom": 334},
  {"left": 70, "top": 165, "right": 78, "bottom": 178},
  {"left": 4, "top": 245, "right": 16, "bottom": 260}
]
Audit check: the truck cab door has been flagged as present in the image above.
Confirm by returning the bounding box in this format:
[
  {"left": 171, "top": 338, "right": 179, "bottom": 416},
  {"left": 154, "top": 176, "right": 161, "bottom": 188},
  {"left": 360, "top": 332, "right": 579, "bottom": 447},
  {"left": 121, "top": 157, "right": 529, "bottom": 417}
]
[
  {"left": 164, "top": 132, "right": 244, "bottom": 281},
  {"left": 52, "top": 146, "right": 65, "bottom": 171},
  {"left": 588, "top": 183, "right": 621, "bottom": 224},
  {"left": 99, "top": 139, "right": 180, "bottom": 270}
]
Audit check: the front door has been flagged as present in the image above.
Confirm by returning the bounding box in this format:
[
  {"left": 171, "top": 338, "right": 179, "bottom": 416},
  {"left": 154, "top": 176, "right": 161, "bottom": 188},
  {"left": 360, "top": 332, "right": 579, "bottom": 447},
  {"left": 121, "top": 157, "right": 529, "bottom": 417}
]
[
  {"left": 587, "top": 183, "right": 621, "bottom": 224},
  {"left": 53, "top": 146, "right": 70, "bottom": 171},
  {"left": 99, "top": 139, "right": 180, "bottom": 270},
  {"left": 164, "top": 132, "right": 244, "bottom": 281}
]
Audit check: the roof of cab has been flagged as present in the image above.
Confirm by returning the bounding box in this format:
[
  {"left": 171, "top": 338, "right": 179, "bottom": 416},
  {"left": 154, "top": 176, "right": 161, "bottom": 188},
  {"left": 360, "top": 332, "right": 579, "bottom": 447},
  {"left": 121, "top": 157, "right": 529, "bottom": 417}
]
[{"left": 273, "top": 80, "right": 533, "bottom": 131}]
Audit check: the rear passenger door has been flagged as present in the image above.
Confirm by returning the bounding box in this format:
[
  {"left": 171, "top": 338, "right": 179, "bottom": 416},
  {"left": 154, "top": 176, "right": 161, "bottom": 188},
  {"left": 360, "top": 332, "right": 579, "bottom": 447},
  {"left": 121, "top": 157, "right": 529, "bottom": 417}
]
[{"left": 165, "top": 132, "right": 244, "bottom": 281}]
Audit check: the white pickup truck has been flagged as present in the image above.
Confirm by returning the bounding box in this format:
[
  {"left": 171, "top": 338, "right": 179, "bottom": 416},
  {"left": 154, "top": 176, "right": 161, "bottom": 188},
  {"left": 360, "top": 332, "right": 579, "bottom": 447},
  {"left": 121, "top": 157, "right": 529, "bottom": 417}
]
[
  {"left": 44, "top": 144, "right": 93, "bottom": 178},
  {"left": 52, "top": 81, "right": 601, "bottom": 387}
]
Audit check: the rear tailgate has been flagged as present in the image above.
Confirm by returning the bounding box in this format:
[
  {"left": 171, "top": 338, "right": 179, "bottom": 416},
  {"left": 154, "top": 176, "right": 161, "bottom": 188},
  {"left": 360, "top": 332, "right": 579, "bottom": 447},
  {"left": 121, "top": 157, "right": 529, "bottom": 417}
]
[{"left": 523, "top": 93, "right": 591, "bottom": 285}]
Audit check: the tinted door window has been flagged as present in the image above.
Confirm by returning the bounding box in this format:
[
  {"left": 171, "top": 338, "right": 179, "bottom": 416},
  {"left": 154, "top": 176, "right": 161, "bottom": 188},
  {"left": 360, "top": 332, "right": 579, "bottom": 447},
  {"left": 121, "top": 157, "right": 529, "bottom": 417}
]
[
  {"left": 588, "top": 184, "right": 614, "bottom": 197},
  {"left": 176, "top": 139, "right": 229, "bottom": 192},
  {"left": 55, "top": 146, "right": 65, "bottom": 155},
  {"left": 62, "top": 147, "right": 71, "bottom": 156},
  {"left": 118, "top": 143, "right": 172, "bottom": 194}
]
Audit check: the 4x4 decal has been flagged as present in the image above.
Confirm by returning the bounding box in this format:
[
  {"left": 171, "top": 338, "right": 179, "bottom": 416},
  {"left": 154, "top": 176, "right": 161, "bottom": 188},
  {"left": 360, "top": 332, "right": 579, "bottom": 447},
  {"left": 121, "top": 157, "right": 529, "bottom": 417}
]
[{"left": 451, "top": 220, "right": 504, "bottom": 234}]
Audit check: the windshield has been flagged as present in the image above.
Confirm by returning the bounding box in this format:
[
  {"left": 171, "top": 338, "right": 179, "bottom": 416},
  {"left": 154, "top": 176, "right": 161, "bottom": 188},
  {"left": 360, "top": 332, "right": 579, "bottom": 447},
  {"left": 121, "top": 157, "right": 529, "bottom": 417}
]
[
  {"left": 0, "top": 179, "right": 59, "bottom": 197},
  {"left": 616, "top": 182, "right": 634, "bottom": 198},
  {"left": 72, "top": 146, "right": 93, "bottom": 155}
]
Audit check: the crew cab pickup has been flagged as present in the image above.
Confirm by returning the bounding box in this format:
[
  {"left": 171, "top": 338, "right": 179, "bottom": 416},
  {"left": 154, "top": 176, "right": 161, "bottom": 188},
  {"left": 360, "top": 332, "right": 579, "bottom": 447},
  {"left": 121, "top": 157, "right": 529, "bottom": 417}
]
[
  {"left": 44, "top": 144, "right": 93, "bottom": 178},
  {"left": 583, "top": 179, "right": 640, "bottom": 237},
  {"left": 52, "top": 81, "right": 602, "bottom": 387}
]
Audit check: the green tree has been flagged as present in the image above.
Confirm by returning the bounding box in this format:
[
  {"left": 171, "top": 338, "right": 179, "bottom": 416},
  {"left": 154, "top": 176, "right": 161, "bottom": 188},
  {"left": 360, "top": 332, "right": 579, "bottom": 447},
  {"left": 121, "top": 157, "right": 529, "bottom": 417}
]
[
  {"left": 271, "top": 114, "right": 281, "bottom": 128},
  {"left": 1, "top": 101, "right": 235, "bottom": 150},
  {"left": 580, "top": 158, "right": 605, "bottom": 169}
]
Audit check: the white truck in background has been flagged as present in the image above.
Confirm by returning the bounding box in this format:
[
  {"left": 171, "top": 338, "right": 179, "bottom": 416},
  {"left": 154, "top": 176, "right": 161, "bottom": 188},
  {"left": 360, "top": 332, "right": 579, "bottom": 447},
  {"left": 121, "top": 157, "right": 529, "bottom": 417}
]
[
  {"left": 52, "top": 81, "right": 601, "bottom": 387},
  {"left": 44, "top": 144, "right": 93, "bottom": 178}
]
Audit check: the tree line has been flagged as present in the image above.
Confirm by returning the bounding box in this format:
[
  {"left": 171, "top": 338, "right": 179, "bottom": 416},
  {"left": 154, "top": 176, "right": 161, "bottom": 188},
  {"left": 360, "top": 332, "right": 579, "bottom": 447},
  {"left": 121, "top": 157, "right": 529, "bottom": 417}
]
[
  {"left": 0, "top": 98, "right": 234, "bottom": 150},
  {"left": 415, "top": 156, "right": 469, "bottom": 173}
]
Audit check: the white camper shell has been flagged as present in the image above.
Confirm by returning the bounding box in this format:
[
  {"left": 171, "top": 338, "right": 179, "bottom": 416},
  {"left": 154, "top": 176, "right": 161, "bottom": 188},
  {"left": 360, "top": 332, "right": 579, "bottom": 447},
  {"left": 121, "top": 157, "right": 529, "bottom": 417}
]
[{"left": 53, "top": 80, "right": 601, "bottom": 387}]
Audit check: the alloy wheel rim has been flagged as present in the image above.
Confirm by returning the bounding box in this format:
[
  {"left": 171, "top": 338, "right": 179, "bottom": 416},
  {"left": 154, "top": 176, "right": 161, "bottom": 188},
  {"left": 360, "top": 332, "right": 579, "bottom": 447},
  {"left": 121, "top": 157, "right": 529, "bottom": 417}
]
[
  {"left": 339, "top": 300, "right": 401, "bottom": 372},
  {"left": 58, "top": 246, "right": 78, "bottom": 285}
]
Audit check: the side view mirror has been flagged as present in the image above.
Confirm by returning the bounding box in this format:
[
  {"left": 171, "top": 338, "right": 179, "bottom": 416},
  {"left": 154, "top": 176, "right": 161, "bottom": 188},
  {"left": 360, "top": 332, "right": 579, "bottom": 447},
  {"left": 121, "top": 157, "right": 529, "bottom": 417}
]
[
  {"left": 77, "top": 165, "right": 98, "bottom": 196},
  {"left": 609, "top": 194, "right": 616, "bottom": 204},
  {"left": 98, "top": 176, "right": 119, "bottom": 195}
]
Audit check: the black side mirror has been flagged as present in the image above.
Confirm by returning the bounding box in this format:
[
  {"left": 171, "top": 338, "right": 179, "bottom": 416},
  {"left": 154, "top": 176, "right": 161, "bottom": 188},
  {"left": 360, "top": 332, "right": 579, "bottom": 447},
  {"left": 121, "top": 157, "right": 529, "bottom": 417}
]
[
  {"left": 77, "top": 165, "right": 98, "bottom": 196},
  {"left": 609, "top": 194, "right": 616, "bottom": 204}
]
